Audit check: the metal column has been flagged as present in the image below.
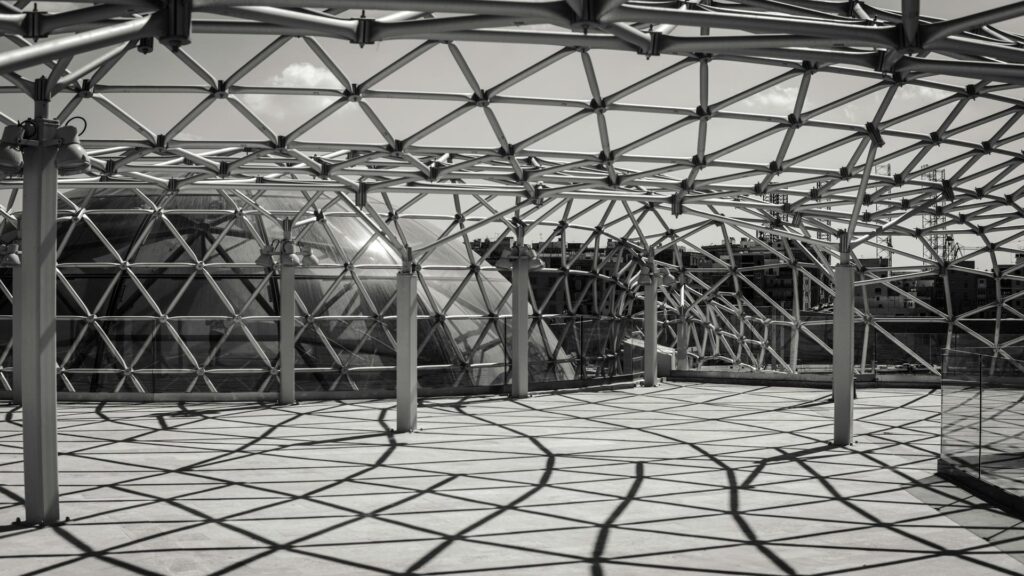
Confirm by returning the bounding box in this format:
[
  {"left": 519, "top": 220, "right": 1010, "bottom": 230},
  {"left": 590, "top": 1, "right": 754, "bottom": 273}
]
[
  {"left": 676, "top": 281, "right": 690, "bottom": 371},
  {"left": 832, "top": 250, "right": 855, "bottom": 446},
  {"left": 20, "top": 109, "right": 60, "bottom": 524},
  {"left": 10, "top": 264, "right": 20, "bottom": 405},
  {"left": 396, "top": 259, "right": 418, "bottom": 432},
  {"left": 278, "top": 260, "right": 296, "bottom": 405},
  {"left": 510, "top": 248, "right": 530, "bottom": 399},
  {"left": 676, "top": 315, "right": 690, "bottom": 371},
  {"left": 643, "top": 270, "right": 659, "bottom": 387}
]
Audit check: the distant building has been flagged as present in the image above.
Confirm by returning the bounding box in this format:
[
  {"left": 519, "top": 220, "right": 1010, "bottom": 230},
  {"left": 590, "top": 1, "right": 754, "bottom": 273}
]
[
  {"left": 470, "top": 237, "right": 640, "bottom": 318},
  {"left": 657, "top": 237, "right": 832, "bottom": 312},
  {"left": 470, "top": 237, "right": 645, "bottom": 377},
  {"left": 858, "top": 260, "right": 1006, "bottom": 318}
]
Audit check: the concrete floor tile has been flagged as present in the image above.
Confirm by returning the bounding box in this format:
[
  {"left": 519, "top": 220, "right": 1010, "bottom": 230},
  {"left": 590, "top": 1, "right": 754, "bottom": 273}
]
[{"left": 0, "top": 382, "right": 1023, "bottom": 575}]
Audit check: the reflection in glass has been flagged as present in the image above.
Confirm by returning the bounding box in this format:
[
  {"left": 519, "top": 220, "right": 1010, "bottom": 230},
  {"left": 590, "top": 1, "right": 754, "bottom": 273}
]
[{"left": 30, "top": 189, "right": 575, "bottom": 395}]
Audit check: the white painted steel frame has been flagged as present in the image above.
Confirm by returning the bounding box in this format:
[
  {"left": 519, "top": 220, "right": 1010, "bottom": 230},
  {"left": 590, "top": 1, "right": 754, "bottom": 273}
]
[{"left": 0, "top": 0, "right": 1023, "bottom": 523}]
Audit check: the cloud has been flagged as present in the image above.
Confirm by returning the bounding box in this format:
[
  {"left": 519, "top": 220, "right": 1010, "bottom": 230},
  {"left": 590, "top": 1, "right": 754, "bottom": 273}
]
[
  {"left": 840, "top": 83, "right": 949, "bottom": 124},
  {"left": 740, "top": 85, "right": 799, "bottom": 111},
  {"left": 271, "top": 62, "right": 342, "bottom": 90},
  {"left": 896, "top": 84, "right": 948, "bottom": 102},
  {"left": 737, "top": 82, "right": 948, "bottom": 124},
  {"left": 242, "top": 62, "right": 345, "bottom": 121}
]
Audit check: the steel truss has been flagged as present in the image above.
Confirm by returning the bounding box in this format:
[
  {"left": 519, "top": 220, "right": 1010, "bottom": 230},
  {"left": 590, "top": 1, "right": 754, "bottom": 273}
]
[{"left": 1, "top": 1, "right": 1024, "bottom": 518}]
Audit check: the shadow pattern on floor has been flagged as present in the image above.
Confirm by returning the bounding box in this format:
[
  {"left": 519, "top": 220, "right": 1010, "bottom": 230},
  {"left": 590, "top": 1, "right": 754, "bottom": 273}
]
[{"left": 1, "top": 383, "right": 1023, "bottom": 575}]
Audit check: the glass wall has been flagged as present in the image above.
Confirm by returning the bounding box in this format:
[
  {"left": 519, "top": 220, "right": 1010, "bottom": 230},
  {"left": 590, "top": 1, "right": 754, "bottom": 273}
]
[{"left": 0, "top": 189, "right": 586, "bottom": 397}]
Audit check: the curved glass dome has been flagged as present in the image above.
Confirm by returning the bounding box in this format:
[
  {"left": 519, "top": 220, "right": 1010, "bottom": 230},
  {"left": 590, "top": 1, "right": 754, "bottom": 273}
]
[{"left": 40, "top": 189, "right": 574, "bottom": 395}]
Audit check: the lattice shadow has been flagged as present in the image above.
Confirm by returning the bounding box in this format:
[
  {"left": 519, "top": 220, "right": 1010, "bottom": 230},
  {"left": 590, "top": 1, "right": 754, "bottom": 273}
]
[{"left": 1, "top": 383, "right": 1023, "bottom": 575}]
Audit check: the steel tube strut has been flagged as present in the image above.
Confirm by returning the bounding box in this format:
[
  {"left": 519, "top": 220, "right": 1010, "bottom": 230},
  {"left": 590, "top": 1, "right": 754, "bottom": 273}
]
[
  {"left": 902, "top": 0, "right": 919, "bottom": 46},
  {"left": 895, "top": 57, "right": 1024, "bottom": 84},
  {"left": 922, "top": 2, "right": 1024, "bottom": 46},
  {"left": 208, "top": 6, "right": 357, "bottom": 40},
  {"left": 191, "top": 0, "right": 571, "bottom": 20},
  {"left": 0, "top": 16, "right": 157, "bottom": 76},
  {"left": 20, "top": 107, "right": 60, "bottom": 525},
  {"left": 604, "top": 5, "right": 899, "bottom": 47}
]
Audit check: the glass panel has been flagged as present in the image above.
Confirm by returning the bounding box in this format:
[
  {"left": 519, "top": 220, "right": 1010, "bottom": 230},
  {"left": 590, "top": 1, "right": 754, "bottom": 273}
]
[
  {"left": 941, "top": 350, "right": 981, "bottom": 479},
  {"left": 31, "top": 189, "right": 608, "bottom": 396},
  {"left": 980, "top": 351, "right": 1024, "bottom": 497}
]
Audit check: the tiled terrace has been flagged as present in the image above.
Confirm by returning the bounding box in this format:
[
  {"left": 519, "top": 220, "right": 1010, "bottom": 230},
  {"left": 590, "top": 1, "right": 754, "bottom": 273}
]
[{"left": 1, "top": 382, "right": 1023, "bottom": 575}]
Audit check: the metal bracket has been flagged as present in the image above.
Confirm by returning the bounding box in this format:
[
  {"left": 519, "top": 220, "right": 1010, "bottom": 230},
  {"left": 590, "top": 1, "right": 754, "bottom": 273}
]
[
  {"left": 941, "top": 179, "right": 955, "bottom": 202},
  {"left": 317, "top": 157, "right": 331, "bottom": 178},
  {"left": 355, "top": 181, "right": 368, "bottom": 208},
  {"left": 32, "top": 77, "right": 49, "bottom": 103},
  {"left": 671, "top": 189, "right": 686, "bottom": 217},
  {"left": 568, "top": 0, "right": 598, "bottom": 33},
  {"left": 642, "top": 31, "right": 662, "bottom": 58},
  {"left": 864, "top": 122, "right": 885, "bottom": 147},
  {"left": 160, "top": 0, "right": 192, "bottom": 52},
  {"left": 401, "top": 246, "right": 419, "bottom": 274},
  {"left": 353, "top": 17, "right": 374, "bottom": 47},
  {"left": 23, "top": 10, "right": 44, "bottom": 41}
]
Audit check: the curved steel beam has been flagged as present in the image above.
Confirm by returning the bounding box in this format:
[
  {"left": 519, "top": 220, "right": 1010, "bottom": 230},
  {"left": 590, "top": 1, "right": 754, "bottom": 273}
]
[
  {"left": 922, "top": 1, "right": 1024, "bottom": 47},
  {"left": 0, "top": 15, "right": 158, "bottom": 76}
]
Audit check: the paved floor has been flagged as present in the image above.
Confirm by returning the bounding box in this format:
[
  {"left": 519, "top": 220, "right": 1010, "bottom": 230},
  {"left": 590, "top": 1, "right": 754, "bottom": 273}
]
[{"left": 1, "top": 382, "right": 1024, "bottom": 575}]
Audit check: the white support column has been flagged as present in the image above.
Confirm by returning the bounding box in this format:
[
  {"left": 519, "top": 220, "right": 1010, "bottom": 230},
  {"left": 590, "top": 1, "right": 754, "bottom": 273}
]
[
  {"left": 20, "top": 109, "right": 60, "bottom": 524},
  {"left": 676, "top": 316, "right": 690, "bottom": 370},
  {"left": 790, "top": 266, "right": 801, "bottom": 370},
  {"left": 278, "top": 259, "right": 296, "bottom": 405},
  {"left": 832, "top": 249, "right": 855, "bottom": 446},
  {"left": 676, "top": 282, "right": 690, "bottom": 371},
  {"left": 643, "top": 268, "right": 659, "bottom": 387},
  {"left": 396, "top": 256, "right": 418, "bottom": 432},
  {"left": 510, "top": 247, "right": 530, "bottom": 399}
]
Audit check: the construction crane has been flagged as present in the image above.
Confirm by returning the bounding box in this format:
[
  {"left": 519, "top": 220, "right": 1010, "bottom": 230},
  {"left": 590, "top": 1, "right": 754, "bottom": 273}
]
[
  {"left": 872, "top": 163, "right": 892, "bottom": 267},
  {"left": 875, "top": 235, "right": 893, "bottom": 268},
  {"left": 920, "top": 166, "right": 950, "bottom": 260},
  {"left": 810, "top": 181, "right": 831, "bottom": 241},
  {"left": 758, "top": 189, "right": 788, "bottom": 244}
]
